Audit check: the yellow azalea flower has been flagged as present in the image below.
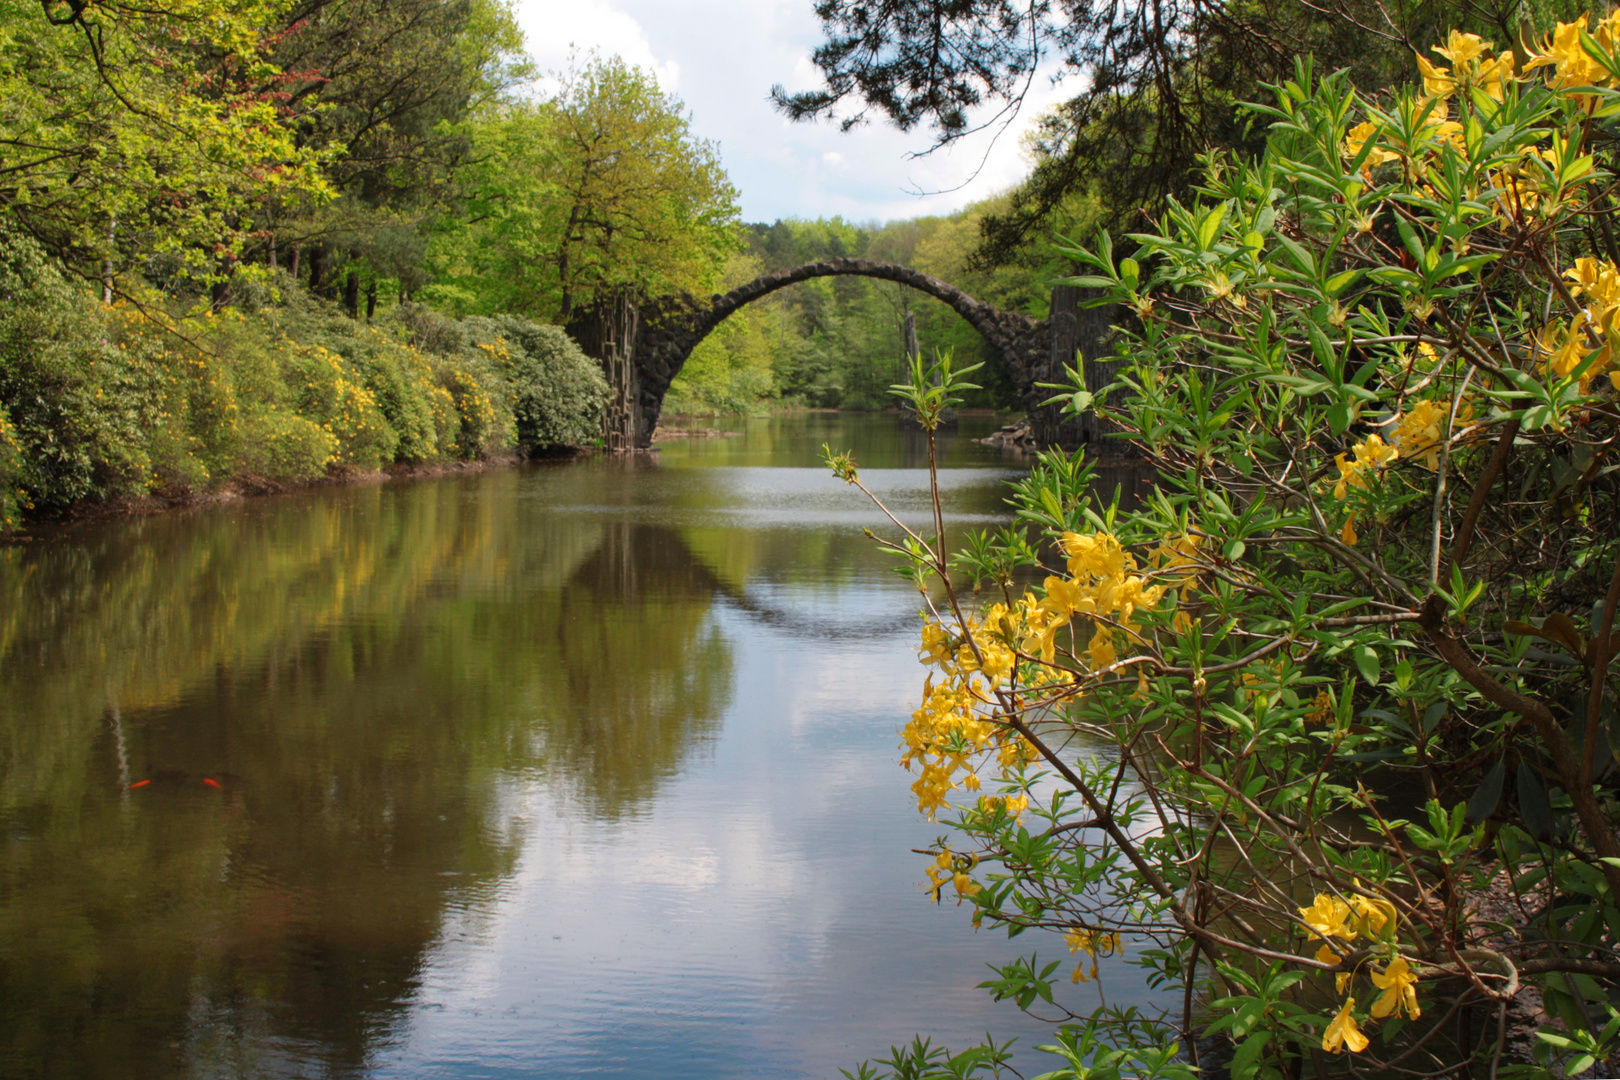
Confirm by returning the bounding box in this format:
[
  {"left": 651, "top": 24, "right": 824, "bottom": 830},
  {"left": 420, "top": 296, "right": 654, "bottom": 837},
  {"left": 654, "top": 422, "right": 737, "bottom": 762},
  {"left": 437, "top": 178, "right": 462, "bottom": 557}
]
[
  {"left": 1316, "top": 943, "right": 1344, "bottom": 966},
  {"left": 1566, "top": 257, "right": 1620, "bottom": 310},
  {"left": 1041, "top": 575, "right": 1086, "bottom": 616},
  {"left": 1535, "top": 313, "right": 1611, "bottom": 390},
  {"left": 1476, "top": 51, "right": 1516, "bottom": 101},
  {"left": 920, "top": 622, "right": 954, "bottom": 666},
  {"left": 1299, "top": 894, "right": 1358, "bottom": 941},
  {"left": 1423, "top": 119, "right": 1465, "bottom": 153},
  {"left": 1088, "top": 628, "right": 1117, "bottom": 670},
  {"left": 1415, "top": 53, "right": 1457, "bottom": 99},
  {"left": 1337, "top": 971, "right": 1353, "bottom": 994},
  {"left": 1343, "top": 121, "right": 1400, "bottom": 167},
  {"left": 1526, "top": 17, "right": 1609, "bottom": 89},
  {"left": 1349, "top": 894, "right": 1394, "bottom": 939},
  {"left": 952, "top": 871, "right": 982, "bottom": 899},
  {"left": 1340, "top": 514, "right": 1359, "bottom": 546},
  {"left": 1434, "top": 29, "right": 1489, "bottom": 66},
  {"left": 1354, "top": 432, "right": 1399, "bottom": 470},
  {"left": 1323, "top": 998, "right": 1370, "bottom": 1054},
  {"left": 1332, "top": 454, "right": 1365, "bottom": 499},
  {"left": 1307, "top": 689, "right": 1336, "bottom": 725},
  {"left": 1061, "top": 531, "right": 1133, "bottom": 580},
  {"left": 1370, "top": 957, "right": 1421, "bottom": 1019},
  {"left": 1391, "top": 399, "right": 1447, "bottom": 469},
  {"left": 976, "top": 640, "right": 1016, "bottom": 684}
]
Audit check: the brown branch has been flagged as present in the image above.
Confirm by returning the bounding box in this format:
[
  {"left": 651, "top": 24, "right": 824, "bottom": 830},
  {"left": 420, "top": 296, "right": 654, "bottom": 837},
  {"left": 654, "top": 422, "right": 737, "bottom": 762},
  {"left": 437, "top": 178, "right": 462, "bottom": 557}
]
[
  {"left": 1585, "top": 556, "right": 1620, "bottom": 787},
  {"left": 1439, "top": 418, "right": 1519, "bottom": 583}
]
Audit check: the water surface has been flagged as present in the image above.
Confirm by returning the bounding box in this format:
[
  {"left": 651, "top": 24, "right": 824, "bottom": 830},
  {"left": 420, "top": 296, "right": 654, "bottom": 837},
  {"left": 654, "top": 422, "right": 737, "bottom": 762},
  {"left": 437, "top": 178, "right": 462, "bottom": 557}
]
[{"left": 0, "top": 413, "right": 1154, "bottom": 1079}]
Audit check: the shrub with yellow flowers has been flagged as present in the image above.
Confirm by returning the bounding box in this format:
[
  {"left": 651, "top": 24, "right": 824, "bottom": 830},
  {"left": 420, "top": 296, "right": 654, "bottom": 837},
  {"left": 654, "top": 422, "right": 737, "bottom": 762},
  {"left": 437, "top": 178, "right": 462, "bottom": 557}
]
[{"left": 834, "top": 16, "right": 1620, "bottom": 1080}]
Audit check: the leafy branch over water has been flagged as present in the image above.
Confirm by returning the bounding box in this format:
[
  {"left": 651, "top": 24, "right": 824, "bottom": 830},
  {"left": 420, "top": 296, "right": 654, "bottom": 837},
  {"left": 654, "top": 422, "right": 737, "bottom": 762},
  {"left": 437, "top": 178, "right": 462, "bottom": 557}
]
[{"left": 832, "top": 20, "right": 1620, "bottom": 1079}]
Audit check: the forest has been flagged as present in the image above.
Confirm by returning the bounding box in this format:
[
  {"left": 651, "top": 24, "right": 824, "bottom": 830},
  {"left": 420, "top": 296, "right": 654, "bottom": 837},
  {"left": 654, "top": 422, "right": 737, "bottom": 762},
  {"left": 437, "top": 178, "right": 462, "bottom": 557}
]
[{"left": 0, "top": 0, "right": 1089, "bottom": 531}]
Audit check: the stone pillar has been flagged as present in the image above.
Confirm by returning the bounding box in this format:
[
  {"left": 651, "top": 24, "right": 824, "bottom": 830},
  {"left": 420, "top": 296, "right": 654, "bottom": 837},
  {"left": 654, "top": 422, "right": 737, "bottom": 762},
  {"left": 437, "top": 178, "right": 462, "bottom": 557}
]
[{"left": 569, "top": 292, "right": 643, "bottom": 451}]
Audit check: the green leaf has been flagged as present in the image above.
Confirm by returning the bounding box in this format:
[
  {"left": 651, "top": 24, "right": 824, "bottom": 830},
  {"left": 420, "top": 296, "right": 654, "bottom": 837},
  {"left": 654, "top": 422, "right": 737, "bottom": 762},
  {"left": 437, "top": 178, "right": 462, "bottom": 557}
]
[
  {"left": 1519, "top": 762, "right": 1552, "bottom": 840},
  {"left": 1352, "top": 645, "right": 1381, "bottom": 686},
  {"left": 1466, "top": 761, "right": 1506, "bottom": 824}
]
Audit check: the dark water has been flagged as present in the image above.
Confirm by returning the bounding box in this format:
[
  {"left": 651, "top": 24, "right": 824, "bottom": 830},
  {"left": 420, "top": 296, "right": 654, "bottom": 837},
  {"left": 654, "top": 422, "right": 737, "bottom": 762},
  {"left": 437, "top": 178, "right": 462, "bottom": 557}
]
[{"left": 0, "top": 413, "right": 1155, "bottom": 1080}]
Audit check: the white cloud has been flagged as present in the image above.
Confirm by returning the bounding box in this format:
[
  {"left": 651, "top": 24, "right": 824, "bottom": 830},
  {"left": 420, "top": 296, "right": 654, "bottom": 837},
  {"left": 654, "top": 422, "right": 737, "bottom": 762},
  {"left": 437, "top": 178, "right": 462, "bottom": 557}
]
[
  {"left": 515, "top": 0, "right": 1076, "bottom": 223},
  {"left": 523, "top": 0, "right": 681, "bottom": 91}
]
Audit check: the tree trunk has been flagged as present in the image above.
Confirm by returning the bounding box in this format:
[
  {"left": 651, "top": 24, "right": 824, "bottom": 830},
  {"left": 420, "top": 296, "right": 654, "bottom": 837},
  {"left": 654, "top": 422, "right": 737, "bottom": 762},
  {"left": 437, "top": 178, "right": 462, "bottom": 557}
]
[
  {"left": 289, "top": 245, "right": 301, "bottom": 283},
  {"left": 342, "top": 268, "right": 360, "bottom": 319},
  {"left": 365, "top": 277, "right": 377, "bottom": 322},
  {"left": 1033, "top": 284, "right": 1127, "bottom": 450},
  {"left": 308, "top": 246, "right": 326, "bottom": 293}
]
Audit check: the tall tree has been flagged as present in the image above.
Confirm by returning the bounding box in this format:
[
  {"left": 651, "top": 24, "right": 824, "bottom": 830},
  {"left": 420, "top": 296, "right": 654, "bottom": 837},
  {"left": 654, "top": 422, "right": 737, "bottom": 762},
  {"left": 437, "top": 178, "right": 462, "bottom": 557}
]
[
  {"left": 0, "top": 0, "right": 332, "bottom": 284},
  {"left": 263, "top": 0, "right": 528, "bottom": 307},
  {"left": 427, "top": 56, "right": 739, "bottom": 323}
]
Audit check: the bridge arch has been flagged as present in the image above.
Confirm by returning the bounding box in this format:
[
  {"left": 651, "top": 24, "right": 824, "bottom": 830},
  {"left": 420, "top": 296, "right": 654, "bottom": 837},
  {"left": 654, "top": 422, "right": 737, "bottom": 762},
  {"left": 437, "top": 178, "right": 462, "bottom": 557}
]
[{"left": 566, "top": 258, "right": 1118, "bottom": 449}]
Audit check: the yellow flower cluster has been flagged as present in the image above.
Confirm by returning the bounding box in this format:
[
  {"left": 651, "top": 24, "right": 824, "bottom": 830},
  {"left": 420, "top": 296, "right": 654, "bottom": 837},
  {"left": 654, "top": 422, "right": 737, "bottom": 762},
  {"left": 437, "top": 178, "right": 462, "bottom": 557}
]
[
  {"left": 905, "top": 532, "right": 1183, "bottom": 818},
  {"left": 1041, "top": 532, "right": 1169, "bottom": 665},
  {"left": 924, "top": 848, "right": 982, "bottom": 904},
  {"left": 1389, "top": 399, "right": 1448, "bottom": 469},
  {"left": 1525, "top": 11, "right": 1620, "bottom": 89},
  {"left": 1064, "top": 928, "right": 1122, "bottom": 983},
  {"left": 1339, "top": 30, "right": 1609, "bottom": 222},
  {"left": 1332, "top": 434, "right": 1398, "bottom": 501},
  {"left": 1416, "top": 30, "right": 1516, "bottom": 102},
  {"left": 1534, "top": 257, "right": 1620, "bottom": 394},
  {"left": 1299, "top": 891, "right": 1416, "bottom": 1053},
  {"left": 900, "top": 671, "right": 1017, "bottom": 817}
]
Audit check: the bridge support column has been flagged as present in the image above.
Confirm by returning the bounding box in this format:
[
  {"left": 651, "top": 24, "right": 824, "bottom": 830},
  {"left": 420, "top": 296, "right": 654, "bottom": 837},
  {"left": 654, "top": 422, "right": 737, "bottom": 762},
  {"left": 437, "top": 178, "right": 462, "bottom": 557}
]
[{"left": 568, "top": 292, "right": 646, "bottom": 451}]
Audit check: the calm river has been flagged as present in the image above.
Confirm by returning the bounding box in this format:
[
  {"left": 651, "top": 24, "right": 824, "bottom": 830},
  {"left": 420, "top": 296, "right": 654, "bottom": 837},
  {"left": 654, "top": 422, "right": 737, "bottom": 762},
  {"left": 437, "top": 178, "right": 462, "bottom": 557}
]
[{"left": 0, "top": 413, "right": 1153, "bottom": 1079}]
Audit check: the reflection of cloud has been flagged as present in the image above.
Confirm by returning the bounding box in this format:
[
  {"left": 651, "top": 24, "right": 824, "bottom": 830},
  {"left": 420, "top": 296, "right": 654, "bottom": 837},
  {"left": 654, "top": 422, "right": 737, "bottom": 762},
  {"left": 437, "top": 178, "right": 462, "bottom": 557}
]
[{"left": 379, "top": 594, "right": 1117, "bottom": 1079}]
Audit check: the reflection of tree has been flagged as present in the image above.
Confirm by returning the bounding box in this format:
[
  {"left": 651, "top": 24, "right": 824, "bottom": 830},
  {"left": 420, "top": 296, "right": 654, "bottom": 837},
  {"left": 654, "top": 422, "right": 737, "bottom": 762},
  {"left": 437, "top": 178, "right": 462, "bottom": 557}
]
[
  {"left": 0, "top": 475, "right": 734, "bottom": 1078},
  {"left": 537, "top": 520, "right": 732, "bottom": 813}
]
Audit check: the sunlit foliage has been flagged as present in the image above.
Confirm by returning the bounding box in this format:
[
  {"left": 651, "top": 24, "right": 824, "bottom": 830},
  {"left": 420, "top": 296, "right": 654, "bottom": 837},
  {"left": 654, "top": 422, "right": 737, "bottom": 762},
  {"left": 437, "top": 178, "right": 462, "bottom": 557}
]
[{"left": 837, "top": 18, "right": 1620, "bottom": 1078}]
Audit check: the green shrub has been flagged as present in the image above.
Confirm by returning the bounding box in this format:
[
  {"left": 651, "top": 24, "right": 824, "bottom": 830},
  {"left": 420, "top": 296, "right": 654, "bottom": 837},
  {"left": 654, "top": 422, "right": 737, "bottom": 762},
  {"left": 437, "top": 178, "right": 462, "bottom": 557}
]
[
  {"left": 0, "top": 406, "right": 22, "bottom": 529},
  {"left": 0, "top": 228, "right": 150, "bottom": 510},
  {"left": 462, "top": 316, "right": 607, "bottom": 448},
  {"left": 235, "top": 410, "right": 337, "bottom": 483},
  {"left": 282, "top": 341, "right": 399, "bottom": 471}
]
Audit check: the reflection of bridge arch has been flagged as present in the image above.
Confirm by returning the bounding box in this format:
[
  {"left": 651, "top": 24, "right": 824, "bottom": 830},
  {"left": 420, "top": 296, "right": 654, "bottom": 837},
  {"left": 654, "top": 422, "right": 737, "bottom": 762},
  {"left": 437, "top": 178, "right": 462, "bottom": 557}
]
[
  {"left": 572, "top": 518, "right": 923, "bottom": 642},
  {"left": 567, "top": 261, "right": 1120, "bottom": 449}
]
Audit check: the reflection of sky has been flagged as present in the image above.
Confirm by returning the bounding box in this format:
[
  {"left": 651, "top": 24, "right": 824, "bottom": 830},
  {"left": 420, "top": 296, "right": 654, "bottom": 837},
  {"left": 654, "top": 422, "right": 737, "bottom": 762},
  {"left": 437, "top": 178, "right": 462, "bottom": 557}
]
[{"left": 369, "top": 465, "right": 1164, "bottom": 1079}]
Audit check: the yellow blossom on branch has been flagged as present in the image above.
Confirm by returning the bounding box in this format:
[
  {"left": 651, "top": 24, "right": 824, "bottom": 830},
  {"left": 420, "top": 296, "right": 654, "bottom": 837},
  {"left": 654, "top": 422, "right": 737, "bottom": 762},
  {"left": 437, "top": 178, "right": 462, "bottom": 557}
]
[
  {"left": 1525, "top": 15, "right": 1616, "bottom": 90},
  {"left": 1370, "top": 957, "right": 1421, "bottom": 1019},
  {"left": 1323, "top": 999, "right": 1370, "bottom": 1054},
  {"left": 1390, "top": 399, "right": 1447, "bottom": 468},
  {"left": 1342, "top": 121, "right": 1400, "bottom": 167}
]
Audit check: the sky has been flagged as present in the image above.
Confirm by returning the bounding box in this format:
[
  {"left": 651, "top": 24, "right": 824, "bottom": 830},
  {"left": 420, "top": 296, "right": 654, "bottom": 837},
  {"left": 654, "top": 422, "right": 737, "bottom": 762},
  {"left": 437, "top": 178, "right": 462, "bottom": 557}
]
[{"left": 519, "top": 0, "right": 1077, "bottom": 226}]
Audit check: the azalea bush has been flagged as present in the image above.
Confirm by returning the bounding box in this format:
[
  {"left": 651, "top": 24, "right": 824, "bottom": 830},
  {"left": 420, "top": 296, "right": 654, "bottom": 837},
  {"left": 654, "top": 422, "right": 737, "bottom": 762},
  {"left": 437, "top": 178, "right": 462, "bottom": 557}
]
[{"left": 834, "top": 16, "right": 1620, "bottom": 1080}]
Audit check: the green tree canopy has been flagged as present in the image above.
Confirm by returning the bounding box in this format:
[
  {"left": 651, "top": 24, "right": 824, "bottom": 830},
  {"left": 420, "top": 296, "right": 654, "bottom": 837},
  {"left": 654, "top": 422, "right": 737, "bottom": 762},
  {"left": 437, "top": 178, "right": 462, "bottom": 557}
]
[
  {"left": 425, "top": 55, "right": 740, "bottom": 322},
  {"left": 0, "top": 0, "right": 333, "bottom": 281}
]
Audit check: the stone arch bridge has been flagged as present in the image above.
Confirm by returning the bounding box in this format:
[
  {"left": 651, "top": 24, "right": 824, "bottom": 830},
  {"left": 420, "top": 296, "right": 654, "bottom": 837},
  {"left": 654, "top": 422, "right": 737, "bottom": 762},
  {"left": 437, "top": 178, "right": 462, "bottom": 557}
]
[{"left": 565, "top": 258, "right": 1122, "bottom": 450}]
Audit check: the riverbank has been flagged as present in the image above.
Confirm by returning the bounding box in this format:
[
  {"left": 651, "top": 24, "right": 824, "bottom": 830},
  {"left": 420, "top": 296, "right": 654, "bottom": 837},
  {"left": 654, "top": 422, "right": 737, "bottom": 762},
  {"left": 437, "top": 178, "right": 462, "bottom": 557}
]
[
  {"left": 0, "top": 451, "right": 553, "bottom": 541},
  {"left": 0, "top": 234, "right": 612, "bottom": 536}
]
